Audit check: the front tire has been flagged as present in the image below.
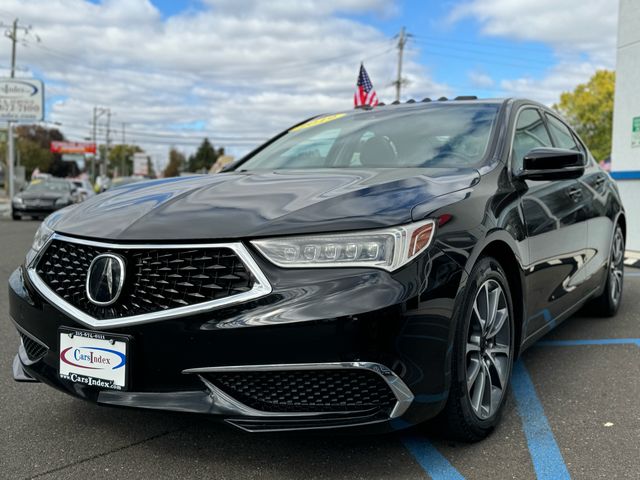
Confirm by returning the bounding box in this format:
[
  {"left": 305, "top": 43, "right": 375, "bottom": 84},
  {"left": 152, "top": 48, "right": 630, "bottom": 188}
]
[
  {"left": 439, "top": 257, "right": 515, "bottom": 442},
  {"left": 11, "top": 212, "right": 20, "bottom": 220}
]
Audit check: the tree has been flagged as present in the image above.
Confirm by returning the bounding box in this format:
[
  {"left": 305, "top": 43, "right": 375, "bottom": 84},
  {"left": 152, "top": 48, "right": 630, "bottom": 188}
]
[
  {"left": 553, "top": 70, "right": 615, "bottom": 162},
  {"left": 108, "top": 144, "right": 143, "bottom": 176},
  {"left": 163, "top": 148, "right": 185, "bottom": 177},
  {"left": 187, "top": 138, "right": 223, "bottom": 172},
  {"left": 2, "top": 125, "right": 67, "bottom": 182}
]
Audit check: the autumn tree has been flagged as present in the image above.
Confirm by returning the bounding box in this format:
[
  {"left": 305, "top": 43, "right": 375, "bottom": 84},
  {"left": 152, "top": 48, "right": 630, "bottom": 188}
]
[
  {"left": 553, "top": 70, "right": 615, "bottom": 161},
  {"left": 1, "top": 125, "right": 67, "bottom": 187},
  {"left": 163, "top": 148, "right": 185, "bottom": 177}
]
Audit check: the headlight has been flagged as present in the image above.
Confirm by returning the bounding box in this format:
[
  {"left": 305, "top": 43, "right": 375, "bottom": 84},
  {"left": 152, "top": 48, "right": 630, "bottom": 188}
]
[
  {"left": 13, "top": 197, "right": 23, "bottom": 205},
  {"left": 252, "top": 219, "right": 435, "bottom": 271},
  {"left": 32, "top": 222, "right": 54, "bottom": 253},
  {"left": 55, "top": 197, "right": 71, "bottom": 207}
]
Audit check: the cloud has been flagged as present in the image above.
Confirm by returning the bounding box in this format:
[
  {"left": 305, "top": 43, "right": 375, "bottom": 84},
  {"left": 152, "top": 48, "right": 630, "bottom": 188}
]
[
  {"left": 449, "top": 0, "right": 616, "bottom": 105},
  {"left": 468, "top": 71, "right": 495, "bottom": 88},
  {"left": 0, "top": 0, "right": 441, "bottom": 168},
  {"left": 450, "top": 0, "right": 616, "bottom": 60}
]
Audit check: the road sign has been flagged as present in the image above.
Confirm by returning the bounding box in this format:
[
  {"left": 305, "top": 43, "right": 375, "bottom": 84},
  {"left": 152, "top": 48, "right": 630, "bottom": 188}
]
[
  {"left": 632, "top": 116, "right": 640, "bottom": 148},
  {"left": 51, "top": 141, "right": 97, "bottom": 154},
  {"left": 0, "top": 78, "right": 44, "bottom": 121},
  {"left": 133, "top": 153, "right": 149, "bottom": 176}
]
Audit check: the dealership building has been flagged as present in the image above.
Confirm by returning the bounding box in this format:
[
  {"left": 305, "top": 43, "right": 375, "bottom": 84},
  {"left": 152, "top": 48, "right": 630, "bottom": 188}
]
[{"left": 612, "top": 0, "right": 640, "bottom": 250}]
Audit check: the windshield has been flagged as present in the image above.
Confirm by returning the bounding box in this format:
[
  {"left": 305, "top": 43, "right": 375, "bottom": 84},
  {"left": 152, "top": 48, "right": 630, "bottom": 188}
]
[
  {"left": 239, "top": 103, "right": 500, "bottom": 171},
  {"left": 24, "top": 180, "right": 71, "bottom": 193}
]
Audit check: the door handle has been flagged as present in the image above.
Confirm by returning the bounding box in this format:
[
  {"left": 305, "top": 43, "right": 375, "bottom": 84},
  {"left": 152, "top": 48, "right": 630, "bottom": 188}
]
[{"left": 567, "top": 187, "right": 582, "bottom": 200}]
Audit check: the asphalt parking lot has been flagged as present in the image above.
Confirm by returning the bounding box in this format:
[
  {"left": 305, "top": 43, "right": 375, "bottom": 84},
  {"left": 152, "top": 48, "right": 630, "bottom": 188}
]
[{"left": 1, "top": 218, "right": 638, "bottom": 480}]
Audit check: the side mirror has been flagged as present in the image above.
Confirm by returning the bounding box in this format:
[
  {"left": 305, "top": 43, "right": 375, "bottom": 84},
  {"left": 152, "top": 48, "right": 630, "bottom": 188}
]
[{"left": 515, "top": 148, "right": 585, "bottom": 181}]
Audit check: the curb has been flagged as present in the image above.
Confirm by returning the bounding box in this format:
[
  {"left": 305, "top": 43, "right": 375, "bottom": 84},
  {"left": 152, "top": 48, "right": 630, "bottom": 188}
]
[{"left": 624, "top": 254, "right": 640, "bottom": 268}]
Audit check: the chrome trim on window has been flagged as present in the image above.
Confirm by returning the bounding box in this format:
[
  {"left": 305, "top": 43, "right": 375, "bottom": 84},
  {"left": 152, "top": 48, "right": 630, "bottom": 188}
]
[
  {"left": 183, "top": 361, "right": 414, "bottom": 419},
  {"left": 26, "top": 233, "right": 272, "bottom": 329}
]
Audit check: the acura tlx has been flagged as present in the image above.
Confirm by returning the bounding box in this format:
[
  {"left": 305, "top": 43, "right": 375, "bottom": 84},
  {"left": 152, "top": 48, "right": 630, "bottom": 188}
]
[{"left": 9, "top": 97, "right": 625, "bottom": 441}]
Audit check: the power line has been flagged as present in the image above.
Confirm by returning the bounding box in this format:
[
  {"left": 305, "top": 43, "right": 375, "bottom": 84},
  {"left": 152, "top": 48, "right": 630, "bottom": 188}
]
[
  {"left": 411, "top": 33, "right": 552, "bottom": 54},
  {"left": 56, "top": 120, "right": 267, "bottom": 143},
  {"left": 406, "top": 46, "right": 551, "bottom": 72},
  {"left": 411, "top": 38, "right": 554, "bottom": 68}
]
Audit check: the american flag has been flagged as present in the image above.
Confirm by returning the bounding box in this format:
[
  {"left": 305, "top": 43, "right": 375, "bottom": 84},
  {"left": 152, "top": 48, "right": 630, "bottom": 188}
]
[{"left": 354, "top": 63, "right": 379, "bottom": 107}]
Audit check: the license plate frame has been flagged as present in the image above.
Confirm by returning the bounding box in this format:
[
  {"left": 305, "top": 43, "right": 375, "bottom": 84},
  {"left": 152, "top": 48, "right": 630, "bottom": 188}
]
[{"left": 58, "top": 327, "right": 131, "bottom": 391}]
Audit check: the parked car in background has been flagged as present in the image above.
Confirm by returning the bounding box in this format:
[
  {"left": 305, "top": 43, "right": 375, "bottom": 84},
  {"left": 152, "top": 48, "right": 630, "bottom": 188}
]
[
  {"left": 11, "top": 178, "right": 79, "bottom": 220},
  {"left": 9, "top": 98, "right": 625, "bottom": 441},
  {"left": 69, "top": 179, "right": 96, "bottom": 201}
]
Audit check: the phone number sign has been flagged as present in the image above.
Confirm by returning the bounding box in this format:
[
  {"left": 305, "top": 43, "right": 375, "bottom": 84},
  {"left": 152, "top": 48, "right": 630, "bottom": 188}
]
[
  {"left": 632, "top": 116, "right": 640, "bottom": 149},
  {"left": 0, "top": 78, "right": 44, "bottom": 121}
]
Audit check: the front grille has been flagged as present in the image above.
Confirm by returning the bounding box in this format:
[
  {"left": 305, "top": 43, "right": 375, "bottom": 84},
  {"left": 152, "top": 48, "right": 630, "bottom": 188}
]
[
  {"left": 36, "top": 239, "right": 255, "bottom": 320},
  {"left": 206, "top": 369, "right": 397, "bottom": 413},
  {"left": 25, "top": 199, "right": 55, "bottom": 208},
  {"left": 20, "top": 333, "right": 48, "bottom": 362}
]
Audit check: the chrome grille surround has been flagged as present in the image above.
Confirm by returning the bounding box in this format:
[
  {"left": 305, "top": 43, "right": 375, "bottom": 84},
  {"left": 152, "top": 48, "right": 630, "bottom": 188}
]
[{"left": 26, "top": 233, "right": 272, "bottom": 329}]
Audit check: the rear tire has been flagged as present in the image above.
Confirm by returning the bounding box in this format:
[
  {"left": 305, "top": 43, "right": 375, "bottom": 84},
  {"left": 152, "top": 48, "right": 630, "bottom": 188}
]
[
  {"left": 438, "top": 256, "right": 515, "bottom": 442},
  {"left": 589, "top": 225, "right": 624, "bottom": 317}
]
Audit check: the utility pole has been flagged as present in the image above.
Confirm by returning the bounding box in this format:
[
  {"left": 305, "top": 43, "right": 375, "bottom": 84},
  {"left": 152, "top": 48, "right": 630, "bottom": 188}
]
[
  {"left": 91, "top": 106, "right": 110, "bottom": 180},
  {"left": 104, "top": 109, "right": 111, "bottom": 177},
  {"left": 7, "top": 19, "right": 17, "bottom": 202},
  {"left": 1, "top": 18, "right": 36, "bottom": 202},
  {"left": 121, "top": 122, "right": 126, "bottom": 176},
  {"left": 91, "top": 107, "right": 97, "bottom": 180},
  {"left": 394, "top": 26, "right": 409, "bottom": 102}
]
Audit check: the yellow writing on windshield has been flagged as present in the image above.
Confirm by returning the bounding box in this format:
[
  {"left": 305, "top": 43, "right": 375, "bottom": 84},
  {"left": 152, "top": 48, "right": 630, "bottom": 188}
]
[{"left": 290, "top": 113, "right": 346, "bottom": 132}]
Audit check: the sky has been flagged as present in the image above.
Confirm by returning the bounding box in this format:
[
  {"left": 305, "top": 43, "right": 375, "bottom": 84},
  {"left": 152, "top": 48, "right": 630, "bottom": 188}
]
[{"left": 0, "top": 0, "right": 619, "bottom": 170}]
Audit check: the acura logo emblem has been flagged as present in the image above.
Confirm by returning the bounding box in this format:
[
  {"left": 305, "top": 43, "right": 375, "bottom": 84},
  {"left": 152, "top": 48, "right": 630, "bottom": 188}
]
[{"left": 86, "top": 254, "right": 125, "bottom": 306}]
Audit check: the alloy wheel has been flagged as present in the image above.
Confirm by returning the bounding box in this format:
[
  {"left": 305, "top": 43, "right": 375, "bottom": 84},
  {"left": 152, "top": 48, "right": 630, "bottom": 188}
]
[
  {"left": 466, "top": 279, "right": 511, "bottom": 420},
  {"left": 610, "top": 228, "right": 624, "bottom": 305}
]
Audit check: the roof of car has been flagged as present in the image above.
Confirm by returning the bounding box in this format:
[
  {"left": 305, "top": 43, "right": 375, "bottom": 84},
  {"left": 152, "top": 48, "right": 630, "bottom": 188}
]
[{"left": 318, "top": 97, "right": 514, "bottom": 121}]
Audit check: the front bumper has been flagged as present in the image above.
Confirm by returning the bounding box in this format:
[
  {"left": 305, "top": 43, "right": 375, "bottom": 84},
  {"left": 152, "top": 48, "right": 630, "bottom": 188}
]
[
  {"left": 9, "top": 245, "right": 465, "bottom": 433},
  {"left": 12, "top": 203, "right": 63, "bottom": 217}
]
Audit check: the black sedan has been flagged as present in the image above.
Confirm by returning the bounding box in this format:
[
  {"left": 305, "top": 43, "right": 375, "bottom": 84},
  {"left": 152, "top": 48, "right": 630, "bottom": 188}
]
[
  {"left": 11, "top": 178, "right": 78, "bottom": 220},
  {"left": 9, "top": 98, "right": 625, "bottom": 441}
]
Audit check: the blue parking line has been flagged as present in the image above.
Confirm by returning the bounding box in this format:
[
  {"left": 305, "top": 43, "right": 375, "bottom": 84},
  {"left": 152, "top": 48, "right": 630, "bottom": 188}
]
[
  {"left": 402, "top": 436, "right": 465, "bottom": 480},
  {"left": 537, "top": 338, "right": 640, "bottom": 347},
  {"left": 511, "top": 361, "right": 570, "bottom": 480}
]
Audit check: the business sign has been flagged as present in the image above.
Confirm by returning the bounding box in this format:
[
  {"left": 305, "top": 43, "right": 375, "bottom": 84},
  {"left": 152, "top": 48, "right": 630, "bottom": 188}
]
[
  {"left": 632, "top": 116, "right": 640, "bottom": 148},
  {"left": 51, "top": 141, "right": 97, "bottom": 154},
  {"left": 133, "top": 153, "right": 149, "bottom": 176},
  {"left": 0, "top": 78, "right": 44, "bottom": 121}
]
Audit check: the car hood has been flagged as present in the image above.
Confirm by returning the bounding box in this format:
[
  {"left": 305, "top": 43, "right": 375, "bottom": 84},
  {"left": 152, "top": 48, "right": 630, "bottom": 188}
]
[{"left": 52, "top": 168, "right": 480, "bottom": 241}]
